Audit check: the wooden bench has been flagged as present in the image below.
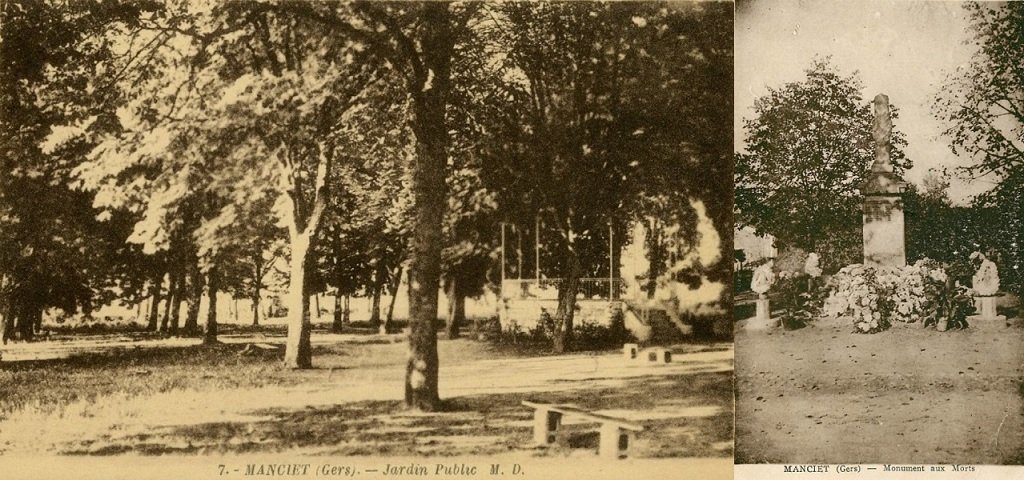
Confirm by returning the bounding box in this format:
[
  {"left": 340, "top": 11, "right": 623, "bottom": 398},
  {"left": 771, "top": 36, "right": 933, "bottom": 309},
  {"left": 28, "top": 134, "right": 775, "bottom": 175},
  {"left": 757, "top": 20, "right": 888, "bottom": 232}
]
[{"left": 522, "top": 401, "right": 644, "bottom": 459}]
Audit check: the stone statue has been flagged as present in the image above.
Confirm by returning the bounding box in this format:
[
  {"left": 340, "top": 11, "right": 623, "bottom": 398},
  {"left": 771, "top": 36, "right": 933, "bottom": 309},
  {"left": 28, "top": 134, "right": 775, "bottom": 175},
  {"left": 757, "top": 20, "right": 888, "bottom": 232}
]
[
  {"left": 968, "top": 252, "right": 1006, "bottom": 328},
  {"left": 971, "top": 252, "right": 1000, "bottom": 296},
  {"left": 803, "top": 253, "right": 822, "bottom": 277},
  {"left": 751, "top": 261, "right": 775, "bottom": 296}
]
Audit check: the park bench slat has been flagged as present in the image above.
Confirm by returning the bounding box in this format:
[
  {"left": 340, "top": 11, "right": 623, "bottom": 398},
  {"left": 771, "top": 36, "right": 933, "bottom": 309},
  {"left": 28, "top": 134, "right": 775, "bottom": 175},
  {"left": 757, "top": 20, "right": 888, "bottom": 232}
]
[{"left": 521, "top": 401, "right": 644, "bottom": 431}]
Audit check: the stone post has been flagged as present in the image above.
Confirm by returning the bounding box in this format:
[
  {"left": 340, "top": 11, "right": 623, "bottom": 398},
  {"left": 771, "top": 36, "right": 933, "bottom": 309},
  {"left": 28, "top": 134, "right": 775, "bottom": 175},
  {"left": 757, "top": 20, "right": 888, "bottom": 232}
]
[
  {"left": 862, "top": 94, "right": 907, "bottom": 267},
  {"left": 755, "top": 296, "right": 771, "bottom": 323}
]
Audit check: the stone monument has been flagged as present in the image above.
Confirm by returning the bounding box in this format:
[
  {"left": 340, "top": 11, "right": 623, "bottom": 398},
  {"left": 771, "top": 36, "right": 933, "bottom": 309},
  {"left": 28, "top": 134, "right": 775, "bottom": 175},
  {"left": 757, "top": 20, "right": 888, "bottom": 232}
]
[
  {"left": 968, "top": 252, "right": 1006, "bottom": 328},
  {"left": 862, "top": 94, "right": 907, "bottom": 267},
  {"left": 748, "top": 261, "right": 776, "bottom": 330}
]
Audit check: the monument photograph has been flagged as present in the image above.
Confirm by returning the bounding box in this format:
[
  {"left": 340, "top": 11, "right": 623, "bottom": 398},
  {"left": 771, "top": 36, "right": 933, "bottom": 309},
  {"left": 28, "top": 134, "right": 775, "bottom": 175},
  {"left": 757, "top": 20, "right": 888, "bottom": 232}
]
[
  {"left": 0, "top": 1, "right": 734, "bottom": 479},
  {"left": 733, "top": 0, "right": 1024, "bottom": 464}
]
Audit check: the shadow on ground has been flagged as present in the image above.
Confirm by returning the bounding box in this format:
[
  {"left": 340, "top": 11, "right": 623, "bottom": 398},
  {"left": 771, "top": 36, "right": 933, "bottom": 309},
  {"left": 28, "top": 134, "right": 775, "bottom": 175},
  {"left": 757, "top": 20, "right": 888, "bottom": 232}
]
[{"left": 62, "top": 371, "right": 733, "bottom": 458}]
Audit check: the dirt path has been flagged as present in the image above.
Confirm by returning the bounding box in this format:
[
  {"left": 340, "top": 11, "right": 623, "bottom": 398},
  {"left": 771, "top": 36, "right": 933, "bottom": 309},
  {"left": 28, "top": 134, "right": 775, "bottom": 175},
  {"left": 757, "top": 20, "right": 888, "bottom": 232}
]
[
  {"left": 736, "top": 319, "right": 1024, "bottom": 464},
  {"left": 0, "top": 338, "right": 733, "bottom": 460}
]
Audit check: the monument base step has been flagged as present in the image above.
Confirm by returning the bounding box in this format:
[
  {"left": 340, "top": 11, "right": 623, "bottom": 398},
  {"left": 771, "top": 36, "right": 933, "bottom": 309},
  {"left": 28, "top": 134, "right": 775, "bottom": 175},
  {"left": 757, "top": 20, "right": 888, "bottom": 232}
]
[
  {"left": 967, "top": 314, "right": 1010, "bottom": 331},
  {"left": 743, "top": 316, "right": 779, "bottom": 331}
]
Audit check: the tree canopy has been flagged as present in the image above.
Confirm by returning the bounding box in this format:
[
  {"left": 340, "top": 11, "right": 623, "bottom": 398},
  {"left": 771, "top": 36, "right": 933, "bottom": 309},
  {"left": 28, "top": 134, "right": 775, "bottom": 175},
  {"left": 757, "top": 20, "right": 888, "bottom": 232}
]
[
  {"left": 933, "top": 1, "right": 1024, "bottom": 296},
  {"left": 736, "top": 58, "right": 911, "bottom": 270}
]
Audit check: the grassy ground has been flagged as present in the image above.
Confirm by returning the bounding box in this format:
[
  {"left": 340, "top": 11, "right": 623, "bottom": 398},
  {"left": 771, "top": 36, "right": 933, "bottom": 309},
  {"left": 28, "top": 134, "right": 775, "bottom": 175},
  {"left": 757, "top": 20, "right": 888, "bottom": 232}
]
[
  {"left": 0, "top": 324, "right": 733, "bottom": 459},
  {"left": 735, "top": 314, "right": 1024, "bottom": 464}
]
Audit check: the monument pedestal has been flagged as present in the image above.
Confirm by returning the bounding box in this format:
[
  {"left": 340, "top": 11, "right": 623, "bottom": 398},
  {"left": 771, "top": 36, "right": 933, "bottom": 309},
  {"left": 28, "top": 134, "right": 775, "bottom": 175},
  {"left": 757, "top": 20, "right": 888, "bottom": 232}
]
[
  {"left": 746, "top": 297, "right": 777, "bottom": 331},
  {"left": 968, "top": 296, "right": 1007, "bottom": 330},
  {"left": 863, "top": 191, "right": 906, "bottom": 267}
]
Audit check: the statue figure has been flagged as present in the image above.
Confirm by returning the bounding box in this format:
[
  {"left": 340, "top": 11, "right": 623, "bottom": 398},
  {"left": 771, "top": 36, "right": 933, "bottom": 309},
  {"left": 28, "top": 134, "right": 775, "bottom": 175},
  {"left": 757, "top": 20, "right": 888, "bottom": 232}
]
[
  {"left": 971, "top": 252, "right": 999, "bottom": 296},
  {"left": 968, "top": 251, "right": 1006, "bottom": 327},
  {"left": 804, "top": 253, "right": 822, "bottom": 278},
  {"left": 751, "top": 261, "right": 775, "bottom": 297}
]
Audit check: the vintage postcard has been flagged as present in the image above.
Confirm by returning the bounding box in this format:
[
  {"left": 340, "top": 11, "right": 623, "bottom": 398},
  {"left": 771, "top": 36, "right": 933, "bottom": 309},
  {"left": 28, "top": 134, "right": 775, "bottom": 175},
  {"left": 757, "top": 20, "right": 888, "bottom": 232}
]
[
  {"left": 733, "top": 0, "right": 1024, "bottom": 470},
  {"left": 0, "top": 1, "right": 733, "bottom": 479}
]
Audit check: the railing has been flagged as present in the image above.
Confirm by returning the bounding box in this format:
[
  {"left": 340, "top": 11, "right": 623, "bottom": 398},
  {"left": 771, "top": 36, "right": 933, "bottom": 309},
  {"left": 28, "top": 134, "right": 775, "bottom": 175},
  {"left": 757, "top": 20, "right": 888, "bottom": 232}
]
[{"left": 501, "top": 278, "right": 625, "bottom": 301}]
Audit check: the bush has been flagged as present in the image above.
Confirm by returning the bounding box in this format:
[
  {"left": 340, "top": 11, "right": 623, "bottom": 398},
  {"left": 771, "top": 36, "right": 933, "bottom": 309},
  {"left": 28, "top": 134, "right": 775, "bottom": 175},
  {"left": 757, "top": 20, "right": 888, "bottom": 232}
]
[
  {"left": 771, "top": 271, "right": 828, "bottom": 330},
  {"left": 735, "top": 269, "right": 753, "bottom": 292},
  {"left": 43, "top": 313, "right": 146, "bottom": 334},
  {"left": 573, "top": 309, "right": 635, "bottom": 350},
  {"left": 497, "top": 308, "right": 634, "bottom": 351},
  {"left": 529, "top": 309, "right": 557, "bottom": 343}
]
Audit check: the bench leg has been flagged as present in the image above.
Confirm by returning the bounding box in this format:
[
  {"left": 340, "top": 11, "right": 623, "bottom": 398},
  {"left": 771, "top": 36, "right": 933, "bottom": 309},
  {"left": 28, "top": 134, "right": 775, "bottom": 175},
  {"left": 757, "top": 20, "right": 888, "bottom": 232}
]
[
  {"left": 532, "top": 408, "right": 562, "bottom": 445},
  {"left": 623, "top": 343, "right": 638, "bottom": 360},
  {"left": 598, "top": 423, "right": 631, "bottom": 459}
]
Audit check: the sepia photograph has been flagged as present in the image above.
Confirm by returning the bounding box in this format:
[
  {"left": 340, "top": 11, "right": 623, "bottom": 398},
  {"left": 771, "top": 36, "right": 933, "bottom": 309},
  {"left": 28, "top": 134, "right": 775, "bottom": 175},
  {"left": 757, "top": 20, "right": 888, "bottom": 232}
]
[
  {"left": 0, "top": 1, "right": 734, "bottom": 478},
  {"left": 734, "top": 0, "right": 1024, "bottom": 465}
]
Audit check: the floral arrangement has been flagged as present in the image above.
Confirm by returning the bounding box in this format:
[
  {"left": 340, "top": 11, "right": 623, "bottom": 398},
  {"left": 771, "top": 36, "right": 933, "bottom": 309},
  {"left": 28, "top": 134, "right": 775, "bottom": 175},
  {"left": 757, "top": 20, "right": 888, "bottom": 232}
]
[
  {"left": 825, "top": 264, "right": 887, "bottom": 332},
  {"left": 825, "top": 259, "right": 972, "bottom": 333}
]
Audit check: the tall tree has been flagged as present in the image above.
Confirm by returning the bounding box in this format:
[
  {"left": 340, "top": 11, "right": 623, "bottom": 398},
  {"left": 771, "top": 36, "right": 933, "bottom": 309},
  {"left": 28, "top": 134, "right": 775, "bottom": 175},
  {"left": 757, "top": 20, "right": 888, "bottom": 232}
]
[
  {"left": 934, "top": 1, "right": 1024, "bottom": 296},
  {"left": 934, "top": 2, "right": 1024, "bottom": 182},
  {"left": 2, "top": 0, "right": 146, "bottom": 341},
  {"left": 280, "top": 1, "right": 480, "bottom": 409},
  {"left": 50, "top": 3, "right": 404, "bottom": 365},
  {"left": 736, "top": 58, "right": 911, "bottom": 271}
]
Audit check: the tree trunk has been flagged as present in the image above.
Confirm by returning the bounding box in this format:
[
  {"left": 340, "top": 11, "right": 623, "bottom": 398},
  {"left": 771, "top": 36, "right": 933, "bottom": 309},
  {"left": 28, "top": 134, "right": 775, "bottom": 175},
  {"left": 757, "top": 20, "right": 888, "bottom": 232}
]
[
  {"left": 251, "top": 257, "right": 262, "bottom": 326},
  {"left": 16, "top": 302, "right": 37, "bottom": 342},
  {"left": 385, "top": 265, "right": 403, "bottom": 329},
  {"left": 445, "top": 277, "right": 463, "bottom": 339},
  {"left": 33, "top": 306, "right": 42, "bottom": 334},
  {"left": 369, "top": 283, "right": 382, "bottom": 330},
  {"left": 314, "top": 293, "right": 321, "bottom": 321},
  {"left": 332, "top": 292, "right": 344, "bottom": 332},
  {"left": 183, "top": 263, "right": 203, "bottom": 335},
  {"left": 343, "top": 295, "right": 351, "bottom": 324},
  {"left": 204, "top": 267, "right": 219, "bottom": 345},
  {"left": 553, "top": 252, "right": 581, "bottom": 354},
  {"left": 147, "top": 276, "right": 162, "bottom": 331},
  {"left": 251, "top": 287, "right": 261, "bottom": 327},
  {"left": 404, "top": 4, "right": 453, "bottom": 411},
  {"left": 0, "top": 298, "right": 9, "bottom": 345},
  {"left": 169, "top": 268, "right": 184, "bottom": 334},
  {"left": 283, "top": 234, "right": 313, "bottom": 369},
  {"left": 161, "top": 272, "right": 174, "bottom": 333},
  {"left": 645, "top": 218, "right": 663, "bottom": 299}
]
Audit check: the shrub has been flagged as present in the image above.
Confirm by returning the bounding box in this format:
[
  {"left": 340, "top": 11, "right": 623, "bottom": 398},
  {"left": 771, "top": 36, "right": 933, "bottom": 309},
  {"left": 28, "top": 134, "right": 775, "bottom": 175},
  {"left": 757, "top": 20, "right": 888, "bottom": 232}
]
[
  {"left": 735, "top": 269, "right": 754, "bottom": 292},
  {"left": 770, "top": 271, "right": 828, "bottom": 330},
  {"left": 573, "top": 309, "right": 635, "bottom": 350},
  {"left": 497, "top": 308, "right": 634, "bottom": 351}
]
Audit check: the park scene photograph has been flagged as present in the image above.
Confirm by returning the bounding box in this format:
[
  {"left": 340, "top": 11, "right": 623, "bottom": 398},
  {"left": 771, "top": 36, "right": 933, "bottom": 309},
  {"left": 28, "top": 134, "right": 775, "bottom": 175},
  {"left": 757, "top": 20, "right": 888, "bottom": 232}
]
[
  {"left": 733, "top": 0, "right": 1024, "bottom": 465},
  {"left": 0, "top": 0, "right": 734, "bottom": 476}
]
